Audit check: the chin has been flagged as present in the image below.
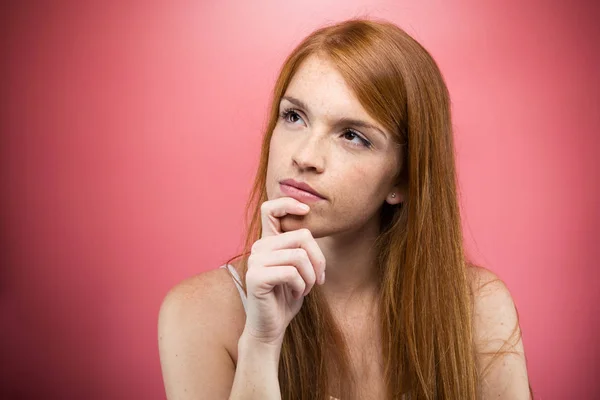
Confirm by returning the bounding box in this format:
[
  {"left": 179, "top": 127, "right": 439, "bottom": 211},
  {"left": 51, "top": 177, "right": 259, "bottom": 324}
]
[
  {"left": 280, "top": 214, "right": 308, "bottom": 232},
  {"left": 279, "top": 215, "right": 334, "bottom": 239}
]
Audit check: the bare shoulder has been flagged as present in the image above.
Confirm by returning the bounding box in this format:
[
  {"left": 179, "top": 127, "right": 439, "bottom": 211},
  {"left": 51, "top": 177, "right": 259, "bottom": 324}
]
[
  {"left": 160, "top": 264, "right": 246, "bottom": 327},
  {"left": 158, "top": 262, "right": 246, "bottom": 399},
  {"left": 466, "top": 264, "right": 505, "bottom": 291},
  {"left": 160, "top": 263, "right": 245, "bottom": 310},
  {"left": 466, "top": 265, "right": 532, "bottom": 399},
  {"left": 466, "top": 265, "right": 519, "bottom": 340}
]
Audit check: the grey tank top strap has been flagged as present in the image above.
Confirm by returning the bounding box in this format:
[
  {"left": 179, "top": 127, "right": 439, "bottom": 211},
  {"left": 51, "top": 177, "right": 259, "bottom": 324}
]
[{"left": 220, "top": 264, "right": 247, "bottom": 313}]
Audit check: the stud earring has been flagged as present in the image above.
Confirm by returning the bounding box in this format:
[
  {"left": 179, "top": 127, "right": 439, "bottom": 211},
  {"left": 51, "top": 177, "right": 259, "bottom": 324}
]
[{"left": 391, "top": 193, "right": 396, "bottom": 198}]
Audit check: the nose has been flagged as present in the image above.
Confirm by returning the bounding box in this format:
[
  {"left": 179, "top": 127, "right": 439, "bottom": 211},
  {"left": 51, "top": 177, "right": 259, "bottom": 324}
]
[{"left": 291, "top": 129, "right": 326, "bottom": 173}]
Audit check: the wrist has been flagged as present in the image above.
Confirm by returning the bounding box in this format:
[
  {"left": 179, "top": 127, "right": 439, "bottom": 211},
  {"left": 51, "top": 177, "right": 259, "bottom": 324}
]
[
  {"left": 238, "top": 329, "right": 283, "bottom": 364},
  {"left": 230, "top": 330, "right": 283, "bottom": 399}
]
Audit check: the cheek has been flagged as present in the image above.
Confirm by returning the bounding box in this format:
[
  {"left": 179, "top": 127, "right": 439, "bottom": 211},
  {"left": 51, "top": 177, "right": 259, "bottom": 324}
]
[
  {"left": 267, "top": 132, "right": 290, "bottom": 167},
  {"left": 265, "top": 139, "right": 289, "bottom": 199},
  {"left": 330, "top": 164, "right": 389, "bottom": 210},
  {"left": 331, "top": 163, "right": 372, "bottom": 193}
]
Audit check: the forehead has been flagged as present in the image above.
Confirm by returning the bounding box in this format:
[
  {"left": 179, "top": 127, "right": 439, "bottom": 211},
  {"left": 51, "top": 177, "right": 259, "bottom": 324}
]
[{"left": 283, "top": 55, "right": 376, "bottom": 125}]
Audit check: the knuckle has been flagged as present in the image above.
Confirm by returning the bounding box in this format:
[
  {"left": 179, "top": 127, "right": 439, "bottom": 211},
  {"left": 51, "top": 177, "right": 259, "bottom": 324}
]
[
  {"left": 244, "top": 268, "right": 256, "bottom": 284},
  {"left": 282, "top": 268, "right": 294, "bottom": 283},
  {"left": 296, "top": 273, "right": 306, "bottom": 286},
  {"left": 293, "top": 247, "right": 307, "bottom": 259},
  {"left": 247, "top": 253, "right": 259, "bottom": 268},
  {"left": 319, "top": 257, "right": 327, "bottom": 270},
  {"left": 286, "top": 267, "right": 297, "bottom": 280},
  {"left": 260, "top": 202, "right": 269, "bottom": 214},
  {"left": 250, "top": 241, "right": 260, "bottom": 254},
  {"left": 301, "top": 228, "right": 311, "bottom": 238}
]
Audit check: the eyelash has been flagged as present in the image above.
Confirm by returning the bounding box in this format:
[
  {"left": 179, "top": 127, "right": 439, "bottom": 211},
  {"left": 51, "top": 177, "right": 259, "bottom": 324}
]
[{"left": 279, "top": 107, "right": 373, "bottom": 149}]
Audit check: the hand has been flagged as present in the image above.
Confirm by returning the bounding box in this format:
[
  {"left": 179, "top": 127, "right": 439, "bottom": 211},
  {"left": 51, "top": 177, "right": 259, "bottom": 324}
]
[{"left": 243, "top": 197, "right": 327, "bottom": 346}]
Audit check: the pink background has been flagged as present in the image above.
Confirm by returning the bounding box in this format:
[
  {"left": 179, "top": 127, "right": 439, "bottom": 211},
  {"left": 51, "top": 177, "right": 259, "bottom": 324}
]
[{"left": 1, "top": 1, "right": 598, "bottom": 399}]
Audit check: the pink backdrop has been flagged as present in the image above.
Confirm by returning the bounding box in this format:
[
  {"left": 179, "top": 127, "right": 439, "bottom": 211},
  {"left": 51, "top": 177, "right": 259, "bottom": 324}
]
[{"left": 1, "top": 1, "right": 598, "bottom": 399}]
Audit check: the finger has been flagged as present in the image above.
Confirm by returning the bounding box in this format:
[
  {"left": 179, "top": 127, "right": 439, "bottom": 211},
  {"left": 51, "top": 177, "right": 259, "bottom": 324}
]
[
  {"left": 250, "top": 249, "right": 317, "bottom": 296},
  {"left": 247, "top": 265, "right": 306, "bottom": 300},
  {"left": 260, "top": 198, "right": 310, "bottom": 238},
  {"left": 252, "top": 229, "right": 326, "bottom": 285}
]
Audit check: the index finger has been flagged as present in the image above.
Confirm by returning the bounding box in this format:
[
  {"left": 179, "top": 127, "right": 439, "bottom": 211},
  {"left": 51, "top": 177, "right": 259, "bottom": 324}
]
[{"left": 260, "top": 197, "right": 310, "bottom": 238}]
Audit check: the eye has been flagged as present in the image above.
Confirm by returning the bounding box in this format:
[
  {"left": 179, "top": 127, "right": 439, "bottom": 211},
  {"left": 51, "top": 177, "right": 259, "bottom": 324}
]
[
  {"left": 342, "top": 129, "right": 372, "bottom": 148},
  {"left": 280, "top": 108, "right": 304, "bottom": 125}
]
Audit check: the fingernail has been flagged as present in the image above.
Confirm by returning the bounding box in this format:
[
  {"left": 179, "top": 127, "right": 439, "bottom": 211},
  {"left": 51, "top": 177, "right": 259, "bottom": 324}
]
[
  {"left": 320, "top": 271, "right": 326, "bottom": 284},
  {"left": 299, "top": 204, "right": 310, "bottom": 211}
]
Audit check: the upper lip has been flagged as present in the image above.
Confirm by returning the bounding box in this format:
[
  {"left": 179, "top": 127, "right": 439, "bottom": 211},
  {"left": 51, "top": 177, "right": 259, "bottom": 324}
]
[{"left": 280, "top": 179, "right": 326, "bottom": 199}]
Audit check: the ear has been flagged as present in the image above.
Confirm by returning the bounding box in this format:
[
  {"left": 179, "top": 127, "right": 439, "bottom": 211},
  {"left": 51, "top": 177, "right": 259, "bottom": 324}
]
[{"left": 386, "top": 184, "right": 404, "bottom": 205}]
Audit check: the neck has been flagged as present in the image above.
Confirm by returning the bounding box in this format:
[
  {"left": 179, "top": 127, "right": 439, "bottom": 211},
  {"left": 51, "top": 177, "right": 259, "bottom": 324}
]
[{"left": 316, "top": 219, "right": 381, "bottom": 307}]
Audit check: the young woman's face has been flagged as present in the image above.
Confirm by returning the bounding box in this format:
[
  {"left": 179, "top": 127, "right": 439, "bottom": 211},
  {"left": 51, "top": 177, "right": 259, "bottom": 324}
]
[{"left": 266, "top": 54, "right": 403, "bottom": 238}]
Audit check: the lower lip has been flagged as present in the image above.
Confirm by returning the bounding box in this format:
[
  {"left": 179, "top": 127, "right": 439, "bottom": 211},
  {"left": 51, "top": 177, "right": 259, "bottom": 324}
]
[{"left": 280, "top": 184, "right": 325, "bottom": 203}]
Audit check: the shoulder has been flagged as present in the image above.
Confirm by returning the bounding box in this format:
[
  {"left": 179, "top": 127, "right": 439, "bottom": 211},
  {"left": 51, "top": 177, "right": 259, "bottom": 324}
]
[
  {"left": 160, "top": 264, "right": 244, "bottom": 309},
  {"left": 158, "top": 263, "right": 247, "bottom": 364},
  {"left": 466, "top": 265, "right": 532, "bottom": 398},
  {"left": 466, "top": 265, "right": 519, "bottom": 339},
  {"left": 157, "top": 264, "right": 247, "bottom": 398}
]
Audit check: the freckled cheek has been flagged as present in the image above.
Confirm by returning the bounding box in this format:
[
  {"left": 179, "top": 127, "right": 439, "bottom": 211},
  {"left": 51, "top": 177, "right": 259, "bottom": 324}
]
[
  {"left": 339, "top": 167, "right": 387, "bottom": 211},
  {"left": 267, "top": 133, "right": 290, "bottom": 164},
  {"left": 269, "top": 130, "right": 298, "bottom": 158},
  {"left": 339, "top": 164, "right": 371, "bottom": 189}
]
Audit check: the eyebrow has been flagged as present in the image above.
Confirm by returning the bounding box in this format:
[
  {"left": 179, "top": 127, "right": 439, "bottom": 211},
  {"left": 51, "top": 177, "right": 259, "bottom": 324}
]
[{"left": 281, "top": 95, "right": 387, "bottom": 139}]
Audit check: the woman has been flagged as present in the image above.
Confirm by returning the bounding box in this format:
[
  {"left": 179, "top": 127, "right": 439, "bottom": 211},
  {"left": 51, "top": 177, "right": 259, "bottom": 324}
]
[{"left": 158, "top": 17, "right": 533, "bottom": 399}]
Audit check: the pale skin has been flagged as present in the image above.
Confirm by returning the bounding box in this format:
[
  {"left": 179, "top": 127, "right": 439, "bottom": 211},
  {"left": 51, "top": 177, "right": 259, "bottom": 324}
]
[{"left": 158, "top": 54, "right": 532, "bottom": 399}]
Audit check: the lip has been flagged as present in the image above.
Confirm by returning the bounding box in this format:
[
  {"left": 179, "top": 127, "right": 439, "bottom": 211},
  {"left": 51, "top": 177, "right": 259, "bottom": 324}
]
[{"left": 279, "top": 179, "right": 326, "bottom": 202}]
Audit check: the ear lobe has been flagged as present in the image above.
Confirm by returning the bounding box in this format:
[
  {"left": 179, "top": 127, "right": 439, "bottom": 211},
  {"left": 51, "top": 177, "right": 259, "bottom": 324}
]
[
  {"left": 392, "top": 181, "right": 408, "bottom": 204},
  {"left": 387, "top": 191, "right": 404, "bottom": 205}
]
